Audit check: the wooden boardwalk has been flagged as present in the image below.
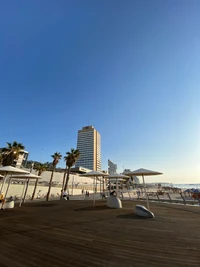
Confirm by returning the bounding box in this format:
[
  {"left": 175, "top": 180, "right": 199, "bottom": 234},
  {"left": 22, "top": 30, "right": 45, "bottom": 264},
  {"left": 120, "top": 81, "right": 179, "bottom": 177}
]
[{"left": 0, "top": 200, "right": 200, "bottom": 267}]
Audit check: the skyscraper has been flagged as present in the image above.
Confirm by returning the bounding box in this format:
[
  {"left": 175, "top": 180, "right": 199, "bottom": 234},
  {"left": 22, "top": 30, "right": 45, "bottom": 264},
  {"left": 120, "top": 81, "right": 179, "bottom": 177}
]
[{"left": 75, "top": 126, "right": 101, "bottom": 171}]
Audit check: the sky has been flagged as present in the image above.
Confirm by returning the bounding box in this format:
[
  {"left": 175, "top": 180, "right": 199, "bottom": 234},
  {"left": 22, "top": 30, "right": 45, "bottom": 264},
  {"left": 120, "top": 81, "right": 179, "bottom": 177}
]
[{"left": 0, "top": 0, "right": 200, "bottom": 183}]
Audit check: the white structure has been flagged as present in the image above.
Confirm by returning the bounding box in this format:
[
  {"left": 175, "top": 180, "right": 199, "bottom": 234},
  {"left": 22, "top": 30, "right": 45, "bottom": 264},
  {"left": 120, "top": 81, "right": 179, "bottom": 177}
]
[
  {"left": 107, "top": 195, "right": 122, "bottom": 209},
  {"left": 108, "top": 159, "right": 117, "bottom": 174},
  {"left": 75, "top": 126, "right": 101, "bottom": 171},
  {"left": 0, "top": 148, "right": 29, "bottom": 168},
  {"left": 14, "top": 150, "right": 29, "bottom": 167},
  {"left": 123, "top": 169, "right": 140, "bottom": 184}
]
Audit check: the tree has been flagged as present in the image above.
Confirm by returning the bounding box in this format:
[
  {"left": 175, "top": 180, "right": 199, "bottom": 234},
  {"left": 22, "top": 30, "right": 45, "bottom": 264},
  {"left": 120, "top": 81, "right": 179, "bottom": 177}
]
[
  {"left": 1, "top": 141, "right": 25, "bottom": 166},
  {"left": 34, "top": 163, "right": 47, "bottom": 176},
  {"left": 63, "top": 149, "right": 80, "bottom": 192},
  {"left": 46, "top": 152, "right": 62, "bottom": 201},
  {"left": 31, "top": 163, "right": 47, "bottom": 200}
]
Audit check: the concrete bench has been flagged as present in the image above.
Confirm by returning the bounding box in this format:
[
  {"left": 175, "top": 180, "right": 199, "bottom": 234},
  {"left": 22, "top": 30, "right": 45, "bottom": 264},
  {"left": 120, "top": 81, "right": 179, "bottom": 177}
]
[
  {"left": 134, "top": 205, "right": 154, "bottom": 218},
  {"left": 107, "top": 195, "right": 122, "bottom": 209}
]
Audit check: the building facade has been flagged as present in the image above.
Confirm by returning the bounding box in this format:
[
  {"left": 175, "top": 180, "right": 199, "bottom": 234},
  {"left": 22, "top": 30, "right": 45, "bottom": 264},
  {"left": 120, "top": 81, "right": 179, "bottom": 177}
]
[
  {"left": 0, "top": 149, "right": 29, "bottom": 168},
  {"left": 75, "top": 126, "right": 101, "bottom": 171},
  {"left": 14, "top": 150, "right": 29, "bottom": 167},
  {"left": 108, "top": 159, "right": 117, "bottom": 174}
]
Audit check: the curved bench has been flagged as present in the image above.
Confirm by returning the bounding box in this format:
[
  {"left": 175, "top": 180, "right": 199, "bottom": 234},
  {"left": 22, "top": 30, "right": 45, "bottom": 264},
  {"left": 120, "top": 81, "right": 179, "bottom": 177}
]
[
  {"left": 107, "top": 195, "right": 122, "bottom": 209},
  {"left": 134, "top": 205, "right": 155, "bottom": 218},
  {"left": 3, "top": 200, "right": 14, "bottom": 209}
]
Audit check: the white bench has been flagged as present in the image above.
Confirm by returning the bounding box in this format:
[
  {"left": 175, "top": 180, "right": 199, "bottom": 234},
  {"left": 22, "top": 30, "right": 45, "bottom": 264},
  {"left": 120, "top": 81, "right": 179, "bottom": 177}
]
[
  {"left": 3, "top": 200, "right": 14, "bottom": 209},
  {"left": 134, "top": 205, "right": 154, "bottom": 218},
  {"left": 107, "top": 195, "right": 122, "bottom": 209}
]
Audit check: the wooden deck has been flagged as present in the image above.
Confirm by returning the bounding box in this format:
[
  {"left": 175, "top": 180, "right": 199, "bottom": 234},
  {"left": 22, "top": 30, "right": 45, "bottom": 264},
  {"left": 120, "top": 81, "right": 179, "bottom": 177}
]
[{"left": 0, "top": 200, "right": 200, "bottom": 267}]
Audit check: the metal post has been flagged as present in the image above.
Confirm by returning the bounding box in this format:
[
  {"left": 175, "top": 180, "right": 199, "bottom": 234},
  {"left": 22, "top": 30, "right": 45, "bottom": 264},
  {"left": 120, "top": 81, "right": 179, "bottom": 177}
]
[
  {"left": 93, "top": 177, "right": 95, "bottom": 208},
  {"left": 31, "top": 179, "right": 38, "bottom": 200},
  {"left": 167, "top": 193, "right": 172, "bottom": 203},
  {"left": 0, "top": 172, "right": 8, "bottom": 192},
  {"left": 71, "top": 176, "right": 74, "bottom": 195},
  {"left": 1, "top": 177, "right": 12, "bottom": 209},
  {"left": 19, "top": 180, "right": 27, "bottom": 207},
  {"left": 116, "top": 178, "right": 119, "bottom": 197},
  {"left": 22, "top": 179, "right": 30, "bottom": 204},
  {"left": 142, "top": 174, "right": 150, "bottom": 210},
  {"left": 156, "top": 192, "right": 160, "bottom": 202},
  {"left": 180, "top": 192, "right": 186, "bottom": 205}
]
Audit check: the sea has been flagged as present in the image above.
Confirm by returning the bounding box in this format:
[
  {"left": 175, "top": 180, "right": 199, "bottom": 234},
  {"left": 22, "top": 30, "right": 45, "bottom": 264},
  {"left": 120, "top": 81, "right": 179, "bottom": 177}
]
[
  {"left": 148, "top": 183, "right": 200, "bottom": 189},
  {"left": 172, "top": 184, "right": 200, "bottom": 189}
]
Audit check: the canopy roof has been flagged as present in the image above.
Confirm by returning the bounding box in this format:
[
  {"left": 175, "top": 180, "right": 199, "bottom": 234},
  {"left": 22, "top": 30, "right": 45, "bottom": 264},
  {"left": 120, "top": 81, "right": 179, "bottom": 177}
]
[
  {"left": 126, "top": 168, "right": 162, "bottom": 176},
  {"left": 0, "top": 166, "right": 30, "bottom": 174}
]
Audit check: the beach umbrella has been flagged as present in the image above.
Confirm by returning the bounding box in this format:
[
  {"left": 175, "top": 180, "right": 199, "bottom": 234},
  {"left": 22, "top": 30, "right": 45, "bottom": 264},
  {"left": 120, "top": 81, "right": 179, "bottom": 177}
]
[
  {"left": 126, "top": 168, "right": 163, "bottom": 210},
  {"left": 107, "top": 174, "right": 129, "bottom": 197},
  {"left": 81, "top": 171, "right": 108, "bottom": 207},
  {"left": 0, "top": 166, "right": 30, "bottom": 192},
  {"left": 2, "top": 173, "right": 41, "bottom": 208}
]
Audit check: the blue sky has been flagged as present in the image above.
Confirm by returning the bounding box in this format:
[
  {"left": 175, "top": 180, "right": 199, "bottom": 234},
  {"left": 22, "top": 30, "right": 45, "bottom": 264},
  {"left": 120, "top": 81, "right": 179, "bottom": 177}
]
[{"left": 1, "top": 0, "right": 200, "bottom": 183}]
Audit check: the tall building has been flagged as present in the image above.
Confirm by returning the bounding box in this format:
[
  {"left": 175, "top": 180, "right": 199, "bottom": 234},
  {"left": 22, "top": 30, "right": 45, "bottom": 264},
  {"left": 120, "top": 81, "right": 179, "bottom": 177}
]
[
  {"left": 75, "top": 126, "right": 101, "bottom": 171},
  {"left": 108, "top": 159, "right": 117, "bottom": 174}
]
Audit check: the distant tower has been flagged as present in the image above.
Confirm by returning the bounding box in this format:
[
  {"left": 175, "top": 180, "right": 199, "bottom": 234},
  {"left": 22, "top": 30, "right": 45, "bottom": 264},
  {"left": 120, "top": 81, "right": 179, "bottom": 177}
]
[
  {"left": 75, "top": 126, "right": 101, "bottom": 171},
  {"left": 108, "top": 159, "right": 117, "bottom": 175}
]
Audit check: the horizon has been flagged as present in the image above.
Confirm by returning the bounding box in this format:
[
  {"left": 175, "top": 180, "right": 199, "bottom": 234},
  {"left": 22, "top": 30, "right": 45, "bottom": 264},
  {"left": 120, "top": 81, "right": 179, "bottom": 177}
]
[{"left": 1, "top": 1, "right": 200, "bottom": 184}]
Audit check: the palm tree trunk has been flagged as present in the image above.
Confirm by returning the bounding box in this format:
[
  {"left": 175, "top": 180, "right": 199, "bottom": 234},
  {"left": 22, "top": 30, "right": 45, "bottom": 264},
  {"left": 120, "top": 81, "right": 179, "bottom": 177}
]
[
  {"left": 46, "top": 168, "right": 54, "bottom": 201},
  {"left": 64, "top": 167, "right": 70, "bottom": 192},
  {"left": 31, "top": 179, "right": 39, "bottom": 200},
  {"left": 60, "top": 169, "right": 67, "bottom": 200}
]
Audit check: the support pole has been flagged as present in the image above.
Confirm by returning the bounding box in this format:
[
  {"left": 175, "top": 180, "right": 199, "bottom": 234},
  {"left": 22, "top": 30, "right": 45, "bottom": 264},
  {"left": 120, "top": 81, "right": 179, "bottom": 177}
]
[
  {"left": 142, "top": 174, "right": 149, "bottom": 210},
  {"left": 116, "top": 178, "right": 119, "bottom": 197},
  {"left": 93, "top": 177, "right": 95, "bottom": 208},
  {"left": 0, "top": 172, "right": 8, "bottom": 192},
  {"left": 1, "top": 177, "right": 12, "bottom": 209},
  {"left": 19, "top": 180, "right": 27, "bottom": 207},
  {"left": 31, "top": 179, "right": 38, "bottom": 200},
  {"left": 71, "top": 176, "right": 74, "bottom": 195},
  {"left": 22, "top": 179, "right": 30, "bottom": 204}
]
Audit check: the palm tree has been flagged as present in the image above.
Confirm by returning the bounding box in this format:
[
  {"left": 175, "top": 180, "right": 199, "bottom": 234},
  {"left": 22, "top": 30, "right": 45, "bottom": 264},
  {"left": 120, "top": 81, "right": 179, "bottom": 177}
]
[
  {"left": 34, "top": 163, "right": 47, "bottom": 176},
  {"left": 46, "top": 152, "right": 62, "bottom": 201},
  {"left": 1, "top": 141, "right": 25, "bottom": 166},
  {"left": 63, "top": 149, "right": 80, "bottom": 193},
  {"left": 31, "top": 163, "right": 47, "bottom": 200}
]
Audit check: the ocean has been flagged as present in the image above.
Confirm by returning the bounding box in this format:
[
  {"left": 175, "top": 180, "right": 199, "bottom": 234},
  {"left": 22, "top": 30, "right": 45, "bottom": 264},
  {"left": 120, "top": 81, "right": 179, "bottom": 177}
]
[{"left": 172, "top": 184, "right": 200, "bottom": 189}]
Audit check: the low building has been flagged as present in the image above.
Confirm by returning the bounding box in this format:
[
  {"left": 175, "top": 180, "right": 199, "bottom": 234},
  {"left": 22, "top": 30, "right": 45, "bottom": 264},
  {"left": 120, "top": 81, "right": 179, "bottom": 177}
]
[
  {"left": 108, "top": 159, "right": 117, "bottom": 174},
  {"left": 0, "top": 149, "right": 29, "bottom": 168}
]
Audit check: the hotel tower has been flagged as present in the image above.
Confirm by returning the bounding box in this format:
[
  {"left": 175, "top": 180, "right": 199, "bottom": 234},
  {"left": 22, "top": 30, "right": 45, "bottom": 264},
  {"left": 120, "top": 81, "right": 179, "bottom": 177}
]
[{"left": 75, "top": 126, "right": 101, "bottom": 171}]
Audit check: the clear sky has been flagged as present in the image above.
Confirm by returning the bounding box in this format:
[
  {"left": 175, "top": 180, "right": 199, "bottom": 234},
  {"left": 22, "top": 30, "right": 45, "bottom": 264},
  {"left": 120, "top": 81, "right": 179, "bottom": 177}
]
[{"left": 1, "top": 0, "right": 200, "bottom": 183}]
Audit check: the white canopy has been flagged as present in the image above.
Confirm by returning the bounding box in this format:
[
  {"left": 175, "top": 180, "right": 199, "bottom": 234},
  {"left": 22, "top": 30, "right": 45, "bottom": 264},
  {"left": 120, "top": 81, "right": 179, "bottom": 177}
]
[
  {"left": 0, "top": 166, "right": 30, "bottom": 174},
  {"left": 81, "top": 170, "right": 108, "bottom": 177},
  {"left": 107, "top": 174, "right": 129, "bottom": 197},
  {"left": 0, "top": 166, "right": 30, "bottom": 193},
  {"left": 107, "top": 173, "right": 129, "bottom": 179},
  {"left": 126, "top": 168, "right": 163, "bottom": 210},
  {"left": 81, "top": 171, "right": 108, "bottom": 207},
  {"left": 126, "top": 168, "right": 162, "bottom": 176}
]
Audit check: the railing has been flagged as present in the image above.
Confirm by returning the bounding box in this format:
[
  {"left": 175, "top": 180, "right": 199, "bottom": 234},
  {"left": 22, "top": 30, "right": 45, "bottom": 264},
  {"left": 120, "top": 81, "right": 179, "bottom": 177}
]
[{"left": 129, "top": 191, "right": 200, "bottom": 206}]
